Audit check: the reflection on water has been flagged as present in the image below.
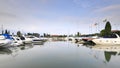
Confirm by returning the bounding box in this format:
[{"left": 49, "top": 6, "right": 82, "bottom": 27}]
[
  {"left": 32, "top": 41, "right": 45, "bottom": 45},
  {"left": 0, "top": 41, "right": 120, "bottom": 68},
  {"left": 18, "top": 44, "right": 33, "bottom": 50},
  {"left": 104, "top": 51, "right": 117, "bottom": 62},
  {"left": 0, "top": 44, "right": 34, "bottom": 57},
  {"left": 0, "top": 47, "right": 12, "bottom": 55},
  {"left": 90, "top": 45, "right": 120, "bottom": 63}
]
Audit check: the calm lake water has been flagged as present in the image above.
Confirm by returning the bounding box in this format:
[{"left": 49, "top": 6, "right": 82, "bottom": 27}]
[{"left": 0, "top": 41, "right": 120, "bottom": 68}]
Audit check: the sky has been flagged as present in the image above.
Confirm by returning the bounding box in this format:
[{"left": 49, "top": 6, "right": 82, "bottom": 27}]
[{"left": 0, "top": 0, "right": 120, "bottom": 35}]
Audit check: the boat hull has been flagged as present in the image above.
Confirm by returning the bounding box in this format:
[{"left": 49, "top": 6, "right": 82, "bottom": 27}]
[{"left": 92, "top": 38, "right": 120, "bottom": 45}]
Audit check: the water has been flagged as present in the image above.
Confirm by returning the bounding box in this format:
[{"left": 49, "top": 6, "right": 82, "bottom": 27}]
[{"left": 0, "top": 41, "right": 120, "bottom": 68}]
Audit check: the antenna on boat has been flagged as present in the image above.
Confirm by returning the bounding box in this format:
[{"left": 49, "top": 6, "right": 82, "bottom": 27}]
[{"left": 1, "top": 25, "right": 4, "bottom": 34}]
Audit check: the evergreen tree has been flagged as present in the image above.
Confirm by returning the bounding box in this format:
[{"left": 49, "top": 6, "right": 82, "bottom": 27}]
[
  {"left": 100, "top": 29, "right": 105, "bottom": 36},
  {"left": 33, "top": 33, "right": 40, "bottom": 37},
  {"left": 76, "top": 32, "right": 81, "bottom": 37},
  {"left": 105, "top": 21, "right": 111, "bottom": 35},
  {"left": 100, "top": 21, "right": 112, "bottom": 37},
  {"left": 5, "top": 29, "right": 8, "bottom": 34},
  {"left": 43, "top": 33, "right": 46, "bottom": 37},
  {"left": 17, "top": 31, "right": 22, "bottom": 37}
]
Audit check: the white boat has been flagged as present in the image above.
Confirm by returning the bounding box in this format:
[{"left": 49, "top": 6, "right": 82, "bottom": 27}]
[
  {"left": 11, "top": 36, "right": 24, "bottom": 46},
  {"left": 0, "top": 34, "right": 12, "bottom": 46},
  {"left": 92, "top": 33, "right": 120, "bottom": 45},
  {"left": 65, "top": 37, "right": 75, "bottom": 41},
  {"left": 20, "top": 36, "right": 32, "bottom": 44},
  {"left": 24, "top": 37, "right": 33, "bottom": 44},
  {"left": 27, "top": 36, "right": 45, "bottom": 43}
]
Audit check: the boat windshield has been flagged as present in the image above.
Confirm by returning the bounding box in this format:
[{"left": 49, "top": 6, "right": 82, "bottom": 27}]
[{"left": 103, "top": 34, "right": 118, "bottom": 38}]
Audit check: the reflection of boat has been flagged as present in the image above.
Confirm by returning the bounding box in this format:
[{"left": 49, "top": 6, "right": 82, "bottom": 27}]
[
  {"left": 0, "top": 47, "right": 12, "bottom": 55},
  {"left": 92, "top": 45, "right": 120, "bottom": 52},
  {"left": 92, "top": 45, "right": 120, "bottom": 62},
  {"left": 33, "top": 41, "right": 45, "bottom": 45},
  {"left": 18, "top": 44, "right": 33, "bottom": 50},
  {"left": 92, "top": 34, "right": 120, "bottom": 45},
  {"left": 27, "top": 36, "right": 46, "bottom": 43}
]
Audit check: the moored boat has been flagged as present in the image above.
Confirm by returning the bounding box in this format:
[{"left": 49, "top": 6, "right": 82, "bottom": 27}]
[
  {"left": 0, "top": 34, "right": 13, "bottom": 46},
  {"left": 26, "top": 36, "right": 47, "bottom": 44},
  {"left": 92, "top": 33, "right": 120, "bottom": 45},
  {"left": 11, "top": 36, "right": 24, "bottom": 46},
  {"left": 20, "top": 36, "right": 32, "bottom": 44}
]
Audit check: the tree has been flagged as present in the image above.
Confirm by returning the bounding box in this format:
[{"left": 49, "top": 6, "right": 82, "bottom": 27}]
[
  {"left": 27, "top": 33, "right": 33, "bottom": 35},
  {"left": 43, "top": 33, "right": 47, "bottom": 37},
  {"left": 76, "top": 32, "right": 81, "bottom": 37},
  {"left": 33, "top": 33, "right": 40, "bottom": 37},
  {"left": 5, "top": 29, "right": 8, "bottom": 34},
  {"left": 17, "top": 31, "right": 22, "bottom": 37},
  {"left": 100, "top": 21, "right": 112, "bottom": 37},
  {"left": 100, "top": 29, "right": 105, "bottom": 36},
  {"left": 105, "top": 21, "right": 111, "bottom": 35}
]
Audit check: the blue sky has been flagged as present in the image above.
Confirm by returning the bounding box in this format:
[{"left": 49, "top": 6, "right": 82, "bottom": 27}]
[{"left": 0, "top": 0, "right": 120, "bottom": 35}]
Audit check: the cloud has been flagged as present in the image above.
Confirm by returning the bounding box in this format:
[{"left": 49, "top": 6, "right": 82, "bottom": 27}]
[
  {"left": 0, "top": 0, "right": 119, "bottom": 34},
  {"left": 0, "top": 12, "right": 17, "bottom": 17},
  {"left": 94, "top": 4, "right": 120, "bottom": 13},
  {"left": 93, "top": 4, "right": 120, "bottom": 25},
  {"left": 0, "top": 0, "right": 55, "bottom": 22}
]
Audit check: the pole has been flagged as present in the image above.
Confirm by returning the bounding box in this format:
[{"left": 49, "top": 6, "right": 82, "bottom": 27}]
[{"left": 1, "top": 25, "right": 4, "bottom": 34}]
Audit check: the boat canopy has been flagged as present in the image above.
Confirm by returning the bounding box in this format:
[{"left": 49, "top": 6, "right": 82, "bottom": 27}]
[
  {"left": 103, "top": 33, "right": 119, "bottom": 38},
  {"left": 2, "top": 34, "right": 13, "bottom": 40}
]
